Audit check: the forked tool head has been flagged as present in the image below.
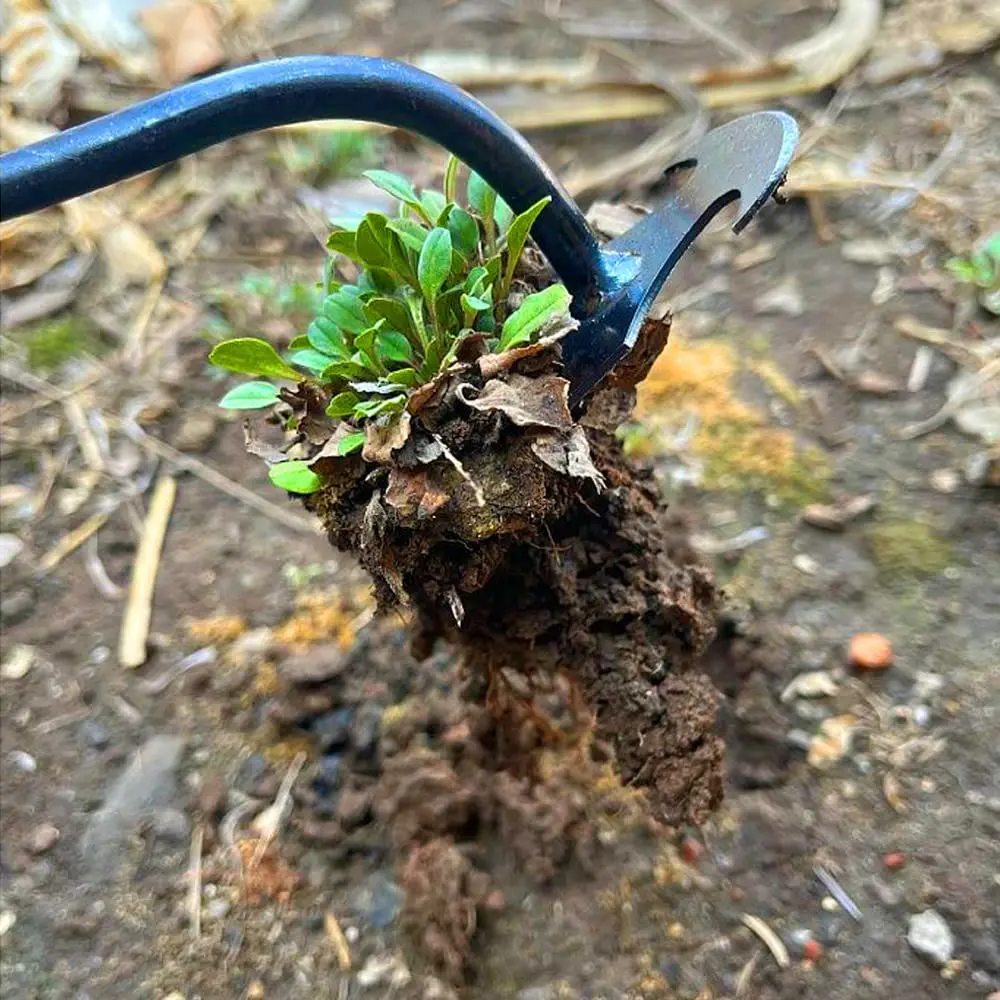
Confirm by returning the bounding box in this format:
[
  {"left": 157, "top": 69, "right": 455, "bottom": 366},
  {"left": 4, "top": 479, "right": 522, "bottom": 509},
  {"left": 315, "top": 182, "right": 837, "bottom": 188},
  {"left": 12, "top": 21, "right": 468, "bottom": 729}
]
[{"left": 562, "top": 111, "right": 799, "bottom": 405}]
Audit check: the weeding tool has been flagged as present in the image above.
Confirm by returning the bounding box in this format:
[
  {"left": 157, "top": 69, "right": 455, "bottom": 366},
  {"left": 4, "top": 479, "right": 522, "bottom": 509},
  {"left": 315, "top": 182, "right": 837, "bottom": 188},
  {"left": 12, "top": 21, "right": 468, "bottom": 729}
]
[{"left": 0, "top": 56, "right": 798, "bottom": 405}]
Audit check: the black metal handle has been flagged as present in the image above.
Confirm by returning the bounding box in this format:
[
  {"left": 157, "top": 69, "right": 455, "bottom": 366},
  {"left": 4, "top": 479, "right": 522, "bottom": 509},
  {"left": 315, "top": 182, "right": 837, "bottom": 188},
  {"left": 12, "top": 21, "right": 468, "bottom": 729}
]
[{"left": 0, "top": 55, "right": 611, "bottom": 302}]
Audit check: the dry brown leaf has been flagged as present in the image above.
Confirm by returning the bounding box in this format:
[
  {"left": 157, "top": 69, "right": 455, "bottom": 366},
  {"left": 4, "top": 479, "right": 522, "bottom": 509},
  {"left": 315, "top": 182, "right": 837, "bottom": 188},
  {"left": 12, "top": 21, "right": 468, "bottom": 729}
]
[
  {"left": 0, "top": 11, "right": 79, "bottom": 117},
  {"left": 307, "top": 426, "right": 365, "bottom": 479},
  {"left": 530, "top": 428, "right": 605, "bottom": 489},
  {"left": 362, "top": 411, "right": 411, "bottom": 464},
  {"left": 62, "top": 198, "right": 166, "bottom": 288},
  {"left": 138, "top": 0, "right": 224, "bottom": 84},
  {"left": 385, "top": 467, "right": 451, "bottom": 520},
  {"left": 801, "top": 494, "right": 878, "bottom": 531},
  {"left": 464, "top": 374, "right": 573, "bottom": 430}
]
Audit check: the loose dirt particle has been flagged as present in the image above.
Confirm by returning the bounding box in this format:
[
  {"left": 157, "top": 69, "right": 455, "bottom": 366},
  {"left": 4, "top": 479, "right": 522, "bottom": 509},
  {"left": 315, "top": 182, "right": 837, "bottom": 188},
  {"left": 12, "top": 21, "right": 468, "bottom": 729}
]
[
  {"left": 803, "top": 938, "right": 823, "bottom": 962},
  {"left": 26, "top": 822, "right": 59, "bottom": 854},
  {"left": 849, "top": 633, "right": 894, "bottom": 671}
]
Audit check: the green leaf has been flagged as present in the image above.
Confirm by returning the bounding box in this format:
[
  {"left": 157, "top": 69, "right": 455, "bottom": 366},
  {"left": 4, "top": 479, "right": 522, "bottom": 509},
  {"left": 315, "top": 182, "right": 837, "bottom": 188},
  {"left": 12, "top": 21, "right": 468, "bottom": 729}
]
[
  {"left": 443, "top": 154, "right": 461, "bottom": 204},
  {"left": 326, "top": 229, "right": 360, "bottom": 260},
  {"left": 218, "top": 381, "right": 281, "bottom": 410},
  {"left": 209, "top": 338, "right": 302, "bottom": 381},
  {"left": 355, "top": 215, "right": 393, "bottom": 269},
  {"left": 361, "top": 267, "right": 399, "bottom": 296},
  {"left": 376, "top": 329, "right": 414, "bottom": 363},
  {"left": 498, "top": 284, "right": 571, "bottom": 351},
  {"left": 323, "top": 291, "right": 367, "bottom": 334},
  {"left": 363, "top": 169, "right": 419, "bottom": 207},
  {"left": 465, "top": 266, "right": 488, "bottom": 296},
  {"left": 500, "top": 196, "right": 551, "bottom": 297},
  {"left": 420, "top": 190, "right": 447, "bottom": 224},
  {"left": 494, "top": 196, "right": 514, "bottom": 234},
  {"left": 335, "top": 431, "right": 366, "bottom": 456},
  {"left": 353, "top": 324, "right": 387, "bottom": 375},
  {"left": 418, "top": 228, "right": 453, "bottom": 304},
  {"left": 387, "top": 217, "right": 428, "bottom": 252},
  {"left": 364, "top": 296, "right": 413, "bottom": 336},
  {"left": 290, "top": 349, "right": 336, "bottom": 374},
  {"left": 386, "top": 367, "right": 422, "bottom": 387},
  {"left": 269, "top": 460, "right": 323, "bottom": 494},
  {"left": 325, "top": 390, "right": 360, "bottom": 418},
  {"left": 467, "top": 172, "right": 494, "bottom": 219},
  {"left": 447, "top": 206, "right": 480, "bottom": 257},
  {"left": 353, "top": 395, "right": 406, "bottom": 418},
  {"left": 321, "top": 358, "right": 374, "bottom": 382},
  {"left": 461, "top": 293, "right": 490, "bottom": 313},
  {"left": 322, "top": 255, "right": 338, "bottom": 295},
  {"left": 288, "top": 334, "right": 311, "bottom": 351},
  {"left": 307, "top": 317, "right": 348, "bottom": 357}
]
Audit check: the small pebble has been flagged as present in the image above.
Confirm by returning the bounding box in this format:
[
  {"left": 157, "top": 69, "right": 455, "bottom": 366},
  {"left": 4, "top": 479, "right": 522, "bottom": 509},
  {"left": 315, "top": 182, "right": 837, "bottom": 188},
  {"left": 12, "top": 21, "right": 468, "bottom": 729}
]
[
  {"left": 354, "top": 872, "right": 404, "bottom": 929},
  {"left": 204, "top": 898, "right": 231, "bottom": 921},
  {"left": 152, "top": 808, "right": 191, "bottom": 844},
  {"left": 849, "top": 633, "right": 893, "bottom": 672},
  {"left": 0, "top": 911, "right": 16, "bottom": 937},
  {"left": 803, "top": 938, "right": 823, "bottom": 962},
  {"left": 313, "top": 709, "right": 353, "bottom": 753},
  {"left": 884, "top": 852, "right": 906, "bottom": 870},
  {"left": 907, "top": 909, "right": 954, "bottom": 966},
  {"left": 81, "top": 719, "right": 111, "bottom": 750},
  {"left": 26, "top": 822, "right": 60, "bottom": 855},
  {"left": 793, "top": 553, "right": 820, "bottom": 575},
  {"left": 679, "top": 837, "right": 703, "bottom": 864},
  {"left": 1, "top": 644, "right": 35, "bottom": 680},
  {"left": 7, "top": 750, "right": 37, "bottom": 772},
  {"left": 357, "top": 952, "right": 411, "bottom": 989},
  {"left": 173, "top": 409, "right": 218, "bottom": 453}
]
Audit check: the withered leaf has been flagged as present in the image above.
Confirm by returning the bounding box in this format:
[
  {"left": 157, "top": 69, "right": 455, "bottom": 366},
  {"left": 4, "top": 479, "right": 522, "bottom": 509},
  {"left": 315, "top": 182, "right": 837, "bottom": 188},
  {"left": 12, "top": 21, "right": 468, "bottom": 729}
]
[
  {"left": 385, "top": 467, "right": 451, "bottom": 519},
  {"left": 362, "top": 411, "right": 412, "bottom": 463},
  {"left": 242, "top": 419, "right": 285, "bottom": 465},
  {"left": 599, "top": 312, "right": 671, "bottom": 393},
  {"left": 465, "top": 374, "right": 573, "bottom": 430},
  {"left": 407, "top": 369, "right": 452, "bottom": 415},
  {"left": 307, "top": 424, "right": 366, "bottom": 479},
  {"left": 477, "top": 319, "right": 576, "bottom": 379},
  {"left": 801, "top": 494, "right": 878, "bottom": 531},
  {"left": 531, "top": 427, "right": 605, "bottom": 489}
]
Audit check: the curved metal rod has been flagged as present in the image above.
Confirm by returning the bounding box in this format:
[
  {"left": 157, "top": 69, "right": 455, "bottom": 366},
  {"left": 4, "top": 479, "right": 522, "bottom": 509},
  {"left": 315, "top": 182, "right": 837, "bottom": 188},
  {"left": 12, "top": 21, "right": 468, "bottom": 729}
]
[{"left": 0, "top": 55, "right": 609, "bottom": 302}]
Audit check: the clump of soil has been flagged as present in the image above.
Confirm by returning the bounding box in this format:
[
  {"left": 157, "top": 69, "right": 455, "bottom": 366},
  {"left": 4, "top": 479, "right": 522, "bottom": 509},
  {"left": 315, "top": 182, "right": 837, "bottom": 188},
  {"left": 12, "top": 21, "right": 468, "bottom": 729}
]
[
  {"left": 287, "top": 316, "right": 721, "bottom": 827},
  {"left": 254, "top": 286, "right": 724, "bottom": 979}
]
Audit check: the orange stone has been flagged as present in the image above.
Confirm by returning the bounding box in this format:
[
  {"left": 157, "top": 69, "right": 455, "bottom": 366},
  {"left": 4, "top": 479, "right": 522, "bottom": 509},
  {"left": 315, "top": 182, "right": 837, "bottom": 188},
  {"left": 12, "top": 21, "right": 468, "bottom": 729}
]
[{"left": 849, "top": 633, "right": 893, "bottom": 671}]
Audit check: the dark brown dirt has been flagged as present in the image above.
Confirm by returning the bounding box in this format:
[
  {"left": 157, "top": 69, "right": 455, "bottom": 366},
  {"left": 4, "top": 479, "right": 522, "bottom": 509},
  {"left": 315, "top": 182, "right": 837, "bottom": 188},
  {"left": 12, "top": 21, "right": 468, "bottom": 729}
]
[{"left": 292, "top": 312, "right": 723, "bottom": 840}]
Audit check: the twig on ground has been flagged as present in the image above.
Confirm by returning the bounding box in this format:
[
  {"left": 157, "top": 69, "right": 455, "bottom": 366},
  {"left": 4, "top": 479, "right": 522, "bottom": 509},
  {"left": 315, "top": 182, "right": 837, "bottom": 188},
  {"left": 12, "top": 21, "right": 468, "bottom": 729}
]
[
  {"left": 83, "top": 534, "right": 124, "bottom": 599},
  {"left": 740, "top": 914, "right": 790, "bottom": 968},
  {"left": 62, "top": 397, "right": 105, "bottom": 473},
  {"left": 187, "top": 824, "right": 204, "bottom": 940},
  {"left": 324, "top": 912, "right": 352, "bottom": 971},
  {"left": 119, "top": 474, "right": 177, "bottom": 668},
  {"left": 118, "top": 418, "right": 322, "bottom": 535},
  {"left": 814, "top": 864, "right": 863, "bottom": 920},
  {"left": 651, "top": 0, "right": 764, "bottom": 61},
  {"left": 250, "top": 751, "right": 307, "bottom": 869},
  {"left": 735, "top": 949, "right": 761, "bottom": 995},
  {"left": 37, "top": 512, "right": 110, "bottom": 574}
]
